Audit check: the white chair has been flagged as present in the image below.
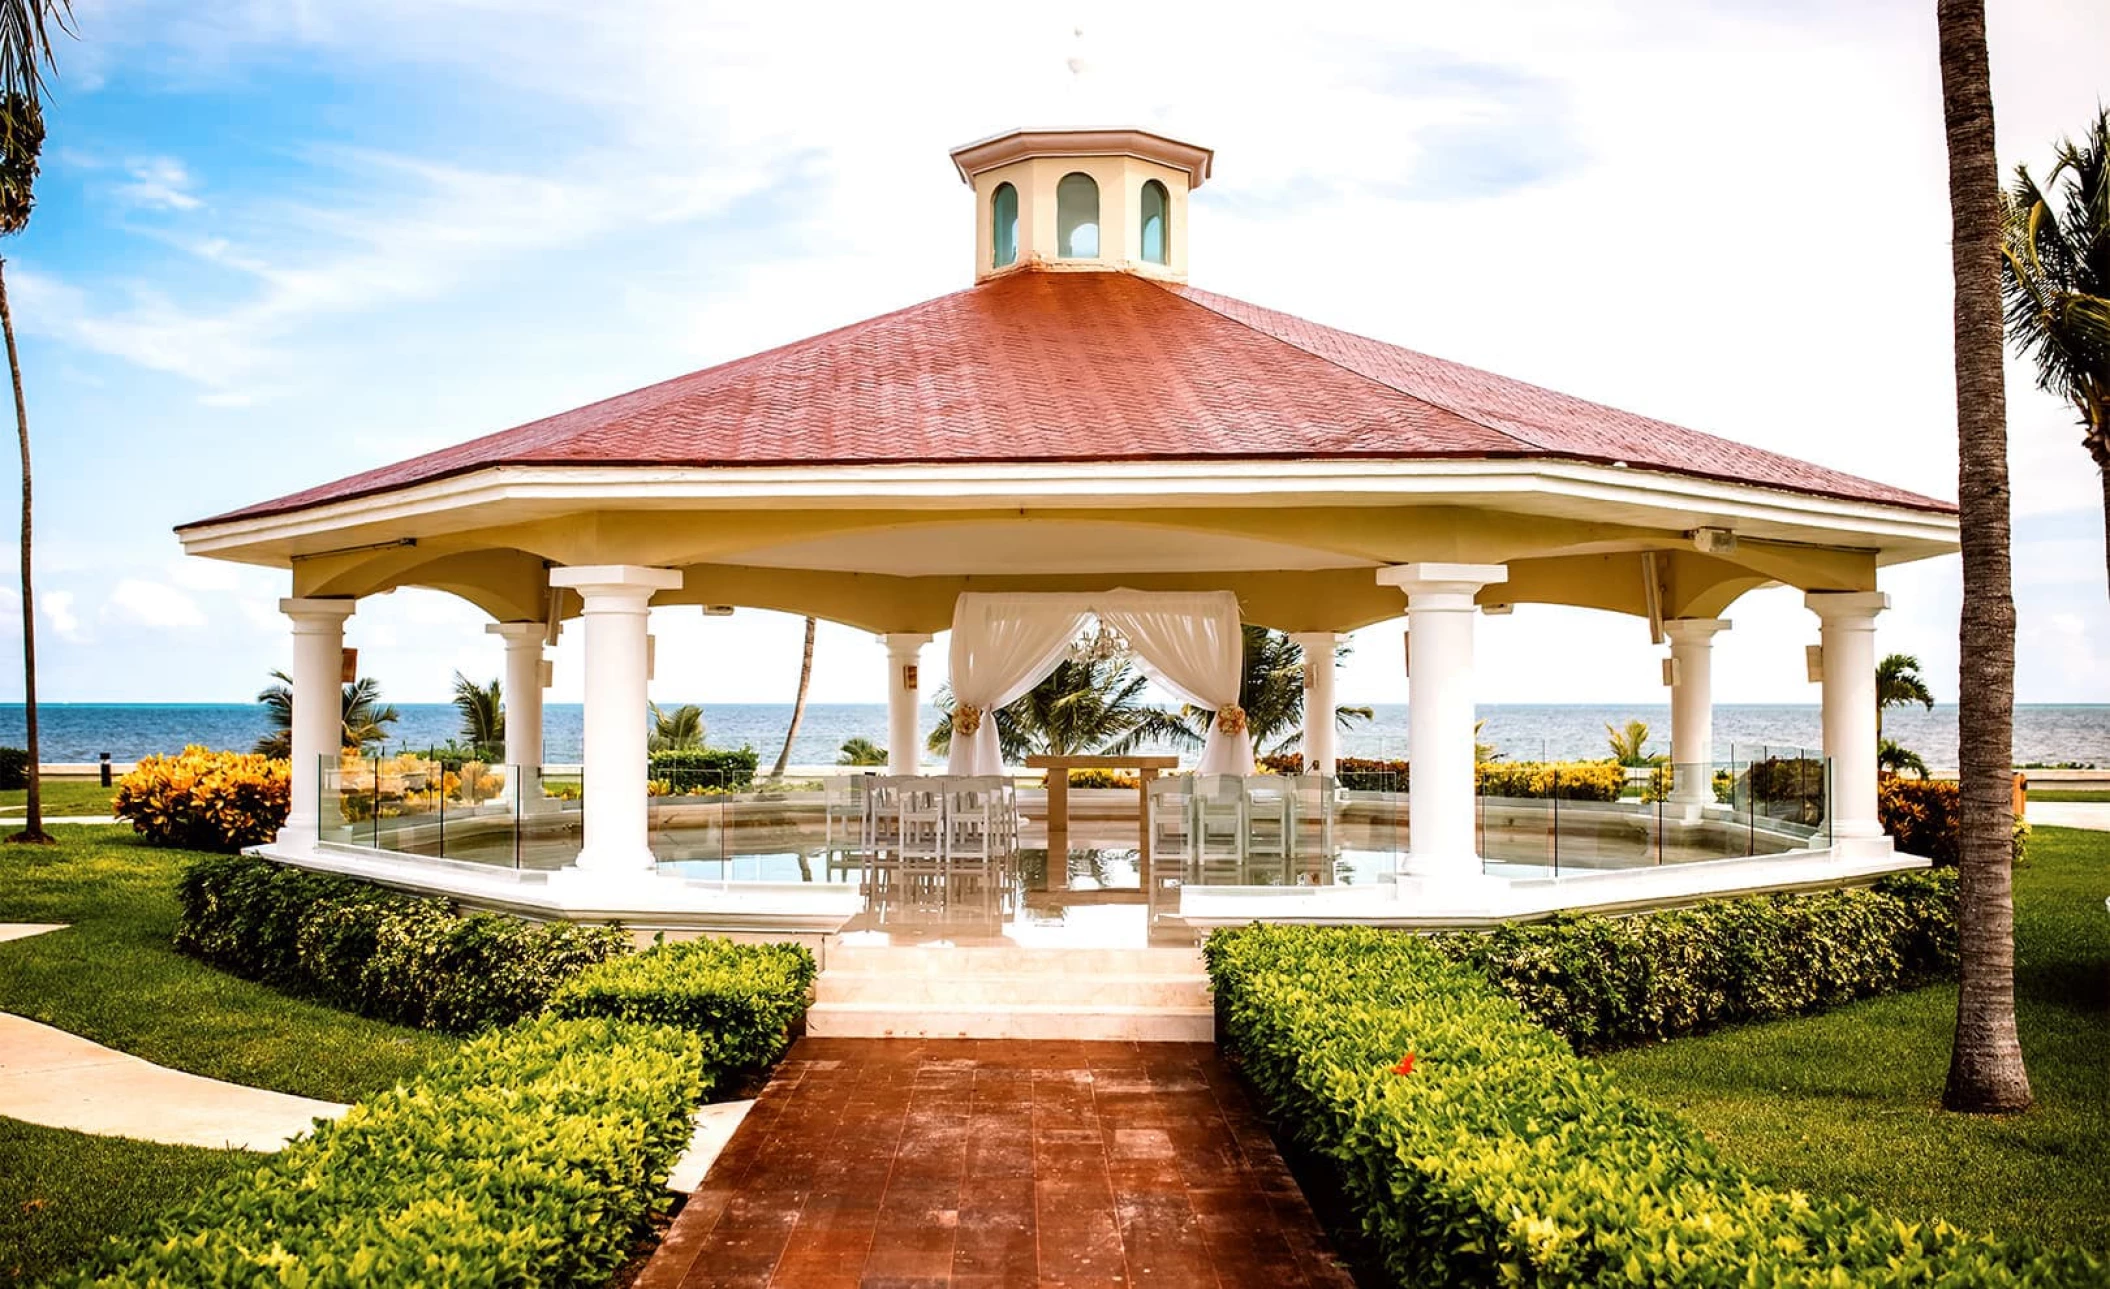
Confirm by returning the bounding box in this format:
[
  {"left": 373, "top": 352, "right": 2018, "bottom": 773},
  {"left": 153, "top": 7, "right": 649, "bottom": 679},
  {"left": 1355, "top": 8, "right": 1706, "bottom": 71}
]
[
  {"left": 1193, "top": 774, "right": 1247, "bottom": 884},
  {"left": 945, "top": 776, "right": 1011, "bottom": 912},
  {"left": 1146, "top": 774, "right": 1196, "bottom": 890},
  {"left": 893, "top": 779, "right": 948, "bottom": 898},
  {"left": 1243, "top": 777, "right": 1292, "bottom": 875}
]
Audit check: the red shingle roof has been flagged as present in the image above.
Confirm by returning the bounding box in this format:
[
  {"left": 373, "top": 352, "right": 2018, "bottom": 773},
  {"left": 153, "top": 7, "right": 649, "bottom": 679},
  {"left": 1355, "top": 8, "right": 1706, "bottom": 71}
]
[{"left": 189, "top": 270, "right": 1952, "bottom": 526}]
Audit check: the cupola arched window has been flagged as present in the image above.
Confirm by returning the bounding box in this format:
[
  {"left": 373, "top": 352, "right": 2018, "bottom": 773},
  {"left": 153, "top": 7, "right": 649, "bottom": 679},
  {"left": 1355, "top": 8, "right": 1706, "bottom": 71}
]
[
  {"left": 1056, "top": 172, "right": 1099, "bottom": 259},
  {"left": 991, "top": 182, "right": 1018, "bottom": 269},
  {"left": 1140, "top": 180, "right": 1169, "bottom": 265}
]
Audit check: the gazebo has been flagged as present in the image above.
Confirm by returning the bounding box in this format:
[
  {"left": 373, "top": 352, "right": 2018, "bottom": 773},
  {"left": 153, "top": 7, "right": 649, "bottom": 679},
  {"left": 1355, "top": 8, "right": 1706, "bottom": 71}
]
[{"left": 176, "top": 126, "right": 1958, "bottom": 930}]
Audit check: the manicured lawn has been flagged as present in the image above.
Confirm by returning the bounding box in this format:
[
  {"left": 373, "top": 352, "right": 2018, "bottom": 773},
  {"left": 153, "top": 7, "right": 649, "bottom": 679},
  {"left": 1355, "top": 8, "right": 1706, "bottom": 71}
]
[
  {"left": 0, "top": 1118, "right": 257, "bottom": 1286},
  {"left": 1605, "top": 826, "right": 2110, "bottom": 1254},
  {"left": 2027, "top": 787, "right": 2110, "bottom": 803},
  {"left": 0, "top": 828, "right": 457, "bottom": 1101},
  {"left": 0, "top": 779, "right": 117, "bottom": 818}
]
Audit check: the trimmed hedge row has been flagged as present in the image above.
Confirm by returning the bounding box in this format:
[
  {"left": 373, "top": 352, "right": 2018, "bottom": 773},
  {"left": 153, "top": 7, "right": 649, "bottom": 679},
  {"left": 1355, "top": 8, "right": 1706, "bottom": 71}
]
[
  {"left": 648, "top": 747, "right": 759, "bottom": 792},
  {"left": 59, "top": 1016, "right": 707, "bottom": 1288},
  {"left": 1432, "top": 869, "right": 1960, "bottom": 1051},
  {"left": 1206, "top": 924, "right": 2101, "bottom": 1287},
  {"left": 175, "top": 854, "right": 629, "bottom": 1031},
  {"left": 1261, "top": 754, "right": 1627, "bottom": 799},
  {"left": 552, "top": 937, "right": 818, "bottom": 1082}
]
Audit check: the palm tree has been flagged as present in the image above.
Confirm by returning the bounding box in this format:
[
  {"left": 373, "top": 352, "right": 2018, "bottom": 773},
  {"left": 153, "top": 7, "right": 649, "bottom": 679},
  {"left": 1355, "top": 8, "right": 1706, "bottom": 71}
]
[
  {"left": 450, "top": 672, "right": 503, "bottom": 755},
  {"left": 2000, "top": 108, "right": 2110, "bottom": 593},
  {"left": 1604, "top": 719, "right": 1661, "bottom": 767},
  {"left": 1165, "top": 627, "right": 1373, "bottom": 757},
  {"left": 1937, "top": 0, "right": 2031, "bottom": 1114},
  {"left": 647, "top": 702, "right": 705, "bottom": 753},
  {"left": 0, "top": 0, "right": 74, "bottom": 847},
  {"left": 769, "top": 616, "right": 816, "bottom": 779},
  {"left": 253, "top": 671, "right": 401, "bottom": 758},
  {"left": 926, "top": 653, "right": 1186, "bottom": 761},
  {"left": 1878, "top": 738, "right": 1930, "bottom": 780},
  {"left": 837, "top": 736, "right": 886, "bottom": 767},
  {"left": 1876, "top": 652, "right": 1936, "bottom": 738}
]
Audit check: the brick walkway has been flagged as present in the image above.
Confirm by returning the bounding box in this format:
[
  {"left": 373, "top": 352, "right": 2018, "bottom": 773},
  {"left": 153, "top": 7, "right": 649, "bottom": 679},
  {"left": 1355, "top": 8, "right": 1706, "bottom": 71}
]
[{"left": 639, "top": 1038, "right": 1355, "bottom": 1288}]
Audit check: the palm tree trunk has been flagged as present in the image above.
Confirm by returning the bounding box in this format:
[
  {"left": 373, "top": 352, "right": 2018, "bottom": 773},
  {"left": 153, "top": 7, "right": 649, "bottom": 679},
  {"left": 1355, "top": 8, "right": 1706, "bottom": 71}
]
[
  {"left": 2095, "top": 447, "right": 2110, "bottom": 597},
  {"left": 1937, "top": 0, "right": 2031, "bottom": 1114},
  {"left": 769, "top": 616, "right": 816, "bottom": 779},
  {"left": 0, "top": 259, "right": 49, "bottom": 845}
]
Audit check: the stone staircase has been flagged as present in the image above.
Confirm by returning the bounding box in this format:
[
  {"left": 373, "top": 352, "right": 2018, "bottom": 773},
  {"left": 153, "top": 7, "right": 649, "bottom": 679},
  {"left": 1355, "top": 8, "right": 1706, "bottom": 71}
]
[{"left": 804, "top": 943, "right": 1214, "bottom": 1042}]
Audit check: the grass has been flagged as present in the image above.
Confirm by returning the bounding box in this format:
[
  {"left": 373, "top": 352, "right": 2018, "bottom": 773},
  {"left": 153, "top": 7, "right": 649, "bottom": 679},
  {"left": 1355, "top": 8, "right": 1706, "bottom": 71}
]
[
  {"left": 0, "top": 779, "right": 117, "bottom": 818},
  {"left": 0, "top": 1118, "right": 257, "bottom": 1286},
  {"left": 0, "top": 828, "right": 457, "bottom": 1101},
  {"left": 2027, "top": 788, "right": 2110, "bottom": 803},
  {"left": 1605, "top": 825, "right": 2110, "bottom": 1254}
]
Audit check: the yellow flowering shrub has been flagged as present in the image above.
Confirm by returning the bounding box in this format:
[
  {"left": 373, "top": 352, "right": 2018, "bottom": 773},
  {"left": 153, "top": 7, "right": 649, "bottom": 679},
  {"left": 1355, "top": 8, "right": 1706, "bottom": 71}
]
[{"left": 115, "top": 746, "right": 290, "bottom": 852}]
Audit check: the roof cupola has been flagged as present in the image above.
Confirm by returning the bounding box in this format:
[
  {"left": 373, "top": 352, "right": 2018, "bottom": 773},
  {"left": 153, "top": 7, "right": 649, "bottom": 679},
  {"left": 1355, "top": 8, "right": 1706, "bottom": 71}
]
[{"left": 949, "top": 127, "right": 1211, "bottom": 283}]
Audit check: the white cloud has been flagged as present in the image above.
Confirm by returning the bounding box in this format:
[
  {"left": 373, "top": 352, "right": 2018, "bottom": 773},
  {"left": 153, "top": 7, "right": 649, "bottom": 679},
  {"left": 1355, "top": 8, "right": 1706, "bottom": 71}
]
[
  {"left": 115, "top": 156, "right": 204, "bottom": 211},
  {"left": 101, "top": 579, "right": 206, "bottom": 629},
  {"left": 40, "top": 590, "right": 82, "bottom": 641}
]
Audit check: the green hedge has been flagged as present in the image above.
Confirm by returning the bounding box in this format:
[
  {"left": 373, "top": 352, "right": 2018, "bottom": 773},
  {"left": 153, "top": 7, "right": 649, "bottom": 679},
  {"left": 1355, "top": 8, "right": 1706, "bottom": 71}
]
[
  {"left": 1206, "top": 924, "right": 2099, "bottom": 1287},
  {"left": 1432, "top": 869, "right": 1960, "bottom": 1051},
  {"left": 59, "top": 1016, "right": 705, "bottom": 1288},
  {"left": 0, "top": 746, "right": 28, "bottom": 790},
  {"left": 648, "top": 747, "right": 758, "bottom": 793},
  {"left": 175, "top": 855, "right": 629, "bottom": 1031},
  {"left": 1260, "top": 754, "right": 1627, "bottom": 798},
  {"left": 551, "top": 937, "right": 817, "bottom": 1084}
]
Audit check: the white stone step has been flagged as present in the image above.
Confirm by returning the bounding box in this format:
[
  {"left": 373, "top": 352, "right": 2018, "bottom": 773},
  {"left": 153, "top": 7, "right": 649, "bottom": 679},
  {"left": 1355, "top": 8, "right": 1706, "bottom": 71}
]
[
  {"left": 803, "top": 999, "right": 1215, "bottom": 1043},
  {"left": 815, "top": 970, "right": 1209, "bottom": 1009},
  {"left": 822, "top": 943, "right": 1202, "bottom": 976}
]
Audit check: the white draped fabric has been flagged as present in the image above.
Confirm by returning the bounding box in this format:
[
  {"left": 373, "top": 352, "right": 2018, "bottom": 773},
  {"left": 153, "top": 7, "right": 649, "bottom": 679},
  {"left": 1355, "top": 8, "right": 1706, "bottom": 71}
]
[
  {"left": 944, "top": 589, "right": 1254, "bottom": 776},
  {"left": 944, "top": 595, "right": 1092, "bottom": 775}
]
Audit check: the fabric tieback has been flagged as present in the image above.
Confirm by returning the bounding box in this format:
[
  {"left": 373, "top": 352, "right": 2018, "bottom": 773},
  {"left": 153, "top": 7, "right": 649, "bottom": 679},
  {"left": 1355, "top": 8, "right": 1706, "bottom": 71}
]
[
  {"left": 956, "top": 703, "right": 985, "bottom": 736},
  {"left": 1215, "top": 704, "right": 1247, "bottom": 735}
]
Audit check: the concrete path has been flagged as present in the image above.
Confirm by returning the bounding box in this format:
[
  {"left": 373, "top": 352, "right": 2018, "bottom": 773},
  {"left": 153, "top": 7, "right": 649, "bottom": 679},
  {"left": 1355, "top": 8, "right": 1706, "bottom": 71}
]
[
  {"left": 0, "top": 1001, "right": 751, "bottom": 1190},
  {"left": 0, "top": 923, "right": 67, "bottom": 944},
  {"left": 2029, "top": 802, "right": 2110, "bottom": 832},
  {"left": 0, "top": 1012, "right": 346, "bottom": 1151}
]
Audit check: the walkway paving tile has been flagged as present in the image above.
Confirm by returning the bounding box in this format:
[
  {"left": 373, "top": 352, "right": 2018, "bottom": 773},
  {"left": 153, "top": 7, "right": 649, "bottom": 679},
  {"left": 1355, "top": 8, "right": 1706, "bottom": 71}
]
[{"left": 640, "top": 1038, "right": 1355, "bottom": 1288}]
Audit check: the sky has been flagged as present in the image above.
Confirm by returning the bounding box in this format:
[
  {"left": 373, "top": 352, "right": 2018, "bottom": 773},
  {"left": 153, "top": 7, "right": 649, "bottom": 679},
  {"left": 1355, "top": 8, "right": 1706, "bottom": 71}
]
[{"left": 2, "top": 0, "right": 2107, "bottom": 712}]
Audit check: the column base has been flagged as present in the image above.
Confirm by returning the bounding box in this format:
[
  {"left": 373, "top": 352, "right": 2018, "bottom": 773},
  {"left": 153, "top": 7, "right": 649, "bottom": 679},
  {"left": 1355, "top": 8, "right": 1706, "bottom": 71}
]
[{"left": 562, "top": 849, "right": 666, "bottom": 879}]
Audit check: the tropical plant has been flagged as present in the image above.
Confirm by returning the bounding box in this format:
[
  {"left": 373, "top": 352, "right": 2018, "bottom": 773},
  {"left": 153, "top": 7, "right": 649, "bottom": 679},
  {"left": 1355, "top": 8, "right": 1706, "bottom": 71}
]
[
  {"left": 1474, "top": 718, "right": 1501, "bottom": 764},
  {"left": 1604, "top": 718, "right": 1662, "bottom": 767},
  {"left": 1879, "top": 737, "right": 1931, "bottom": 780},
  {"left": 253, "top": 671, "right": 400, "bottom": 758},
  {"left": 1937, "top": 0, "right": 2031, "bottom": 1113},
  {"left": 646, "top": 702, "right": 705, "bottom": 753},
  {"left": 1156, "top": 626, "right": 1372, "bottom": 758},
  {"left": 450, "top": 671, "right": 503, "bottom": 754},
  {"left": 1875, "top": 652, "right": 1936, "bottom": 738},
  {"left": 769, "top": 616, "right": 816, "bottom": 779},
  {"left": 2000, "top": 107, "right": 2110, "bottom": 592},
  {"left": 837, "top": 736, "right": 886, "bottom": 767},
  {"left": 926, "top": 639, "right": 1186, "bottom": 761},
  {"left": 0, "top": 1, "right": 74, "bottom": 847}
]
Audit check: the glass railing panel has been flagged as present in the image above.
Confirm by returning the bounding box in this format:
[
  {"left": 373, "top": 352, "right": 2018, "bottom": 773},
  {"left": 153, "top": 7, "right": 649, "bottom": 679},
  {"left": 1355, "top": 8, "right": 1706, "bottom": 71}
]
[
  {"left": 318, "top": 751, "right": 360, "bottom": 846},
  {"left": 519, "top": 765, "right": 582, "bottom": 871},
  {"left": 439, "top": 759, "right": 515, "bottom": 867}
]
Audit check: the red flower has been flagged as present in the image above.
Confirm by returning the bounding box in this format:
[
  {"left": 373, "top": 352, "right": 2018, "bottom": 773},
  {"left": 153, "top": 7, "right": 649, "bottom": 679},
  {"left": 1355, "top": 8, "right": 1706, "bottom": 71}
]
[{"left": 1392, "top": 1052, "right": 1416, "bottom": 1076}]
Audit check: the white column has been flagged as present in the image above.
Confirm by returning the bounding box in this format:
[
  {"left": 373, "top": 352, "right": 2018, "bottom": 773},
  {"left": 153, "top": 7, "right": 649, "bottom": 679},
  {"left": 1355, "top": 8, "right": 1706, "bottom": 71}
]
[
  {"left": 548, "top": 566, "right": 683, "bottom": 873},
  {"left": 1663, "top": 618, "right": 1730, "bottom": 816},
  {"left": 1806, "top": 591, "right": 1889, "bottom": 844},
  {"left": 1377, "top": 563, "right": 1507, "bottom": 884},
  {"left": 486, "top": 620, "right": 548, "bottom": 803},
  {"left": 1290, "top": 632, "right": 1348, "bottom": 775},
  {"left": 277, "top": 597, "right": 356, "bottom": 850},
  {"left": 879, "top": 633, "right": 933, "bottom": 775}
]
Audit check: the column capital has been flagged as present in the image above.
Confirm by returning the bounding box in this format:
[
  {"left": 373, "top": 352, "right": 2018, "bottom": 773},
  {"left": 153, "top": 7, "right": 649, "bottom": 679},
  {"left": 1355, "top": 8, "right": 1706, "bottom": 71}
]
[
  {"left": 1377, "top": 563, "right": 1507, "bottom": 607},
  {"left": 1804, "top": 590, "right": 1890, "bottom": 623},
  {"left": 550, "top": 565, "right": 682, "bottom": 609},
  {"left": 1663, "top": 617, "right": 1732, "bottom": 644},
  {"left": 1288, "top": 631, "right": 1351, "bottom": 648},
  {"left": 879, "top": 632, "right": 934, "bottom": 657},
  {"left": 279, "top": 596, "right": 356, "bottom": 624},
  {"left": 485, "top": 620, "right": 547, "bottom": 644}
]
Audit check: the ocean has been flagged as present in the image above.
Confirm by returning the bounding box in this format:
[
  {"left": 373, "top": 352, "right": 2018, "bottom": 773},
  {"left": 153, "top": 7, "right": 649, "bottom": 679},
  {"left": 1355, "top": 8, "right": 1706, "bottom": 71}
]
[{"left": 4, "top": 702, "right": 2107, "bottom": 769}]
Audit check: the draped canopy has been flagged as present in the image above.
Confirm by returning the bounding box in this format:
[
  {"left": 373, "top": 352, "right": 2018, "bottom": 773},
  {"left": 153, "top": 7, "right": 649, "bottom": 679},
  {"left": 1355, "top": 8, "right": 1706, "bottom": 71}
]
[{"left": 945, "top": 590, "right": 1253, "bottom": 776}]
